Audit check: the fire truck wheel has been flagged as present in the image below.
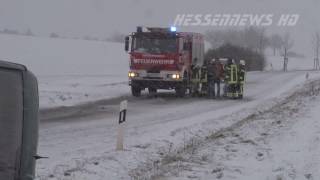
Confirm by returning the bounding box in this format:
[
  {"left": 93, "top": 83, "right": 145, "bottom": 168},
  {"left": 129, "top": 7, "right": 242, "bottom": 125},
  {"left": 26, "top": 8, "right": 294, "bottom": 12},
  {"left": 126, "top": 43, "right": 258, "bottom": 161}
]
[
  {"left": 183, "top": 71, "right": 189, "bottom": 82},
  {"left": 175, "top": 86, "right": 186, "bottom": 97},
  {"left": 131, "top": 86, "right": 141, "bottom": 97},
  {"left": 148, "top": 88, "right": 157, "bottom": 94}
]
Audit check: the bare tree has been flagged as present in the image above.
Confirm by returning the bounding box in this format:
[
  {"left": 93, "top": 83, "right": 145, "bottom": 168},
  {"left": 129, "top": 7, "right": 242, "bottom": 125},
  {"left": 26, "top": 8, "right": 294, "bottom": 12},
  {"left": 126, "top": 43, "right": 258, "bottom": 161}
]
[
  {"left": 3, "top": 28, "right": 20, "bottom": 35},
  {"left": 50, "top": 32, "right": 59, "bottom": 38},
  {"left": 243, "top": 27, "right": 261, "bottom": 52},
  {"left": 281, "top": 32, "right": 294, "bottom": 72},
  {"left": 205, "top": 30, "right": 227, "bottom": 49},
  {"left": 205, "top": 27, "right": 268, "bottom": 53},
  {"left": 269, "top": 34, "right": 282, "bottom": 56},
  {"left": 258, "top": 28, "right": 268, "bottom": 54},
  {"left": 312, "top": 32, "right": 320, "bottom": 70},
  {"left": 25, "top": 28, "right": 34, "bottom": 36},
  {"left": 107, "top": 31, "right": 126, "bottom": 43}
]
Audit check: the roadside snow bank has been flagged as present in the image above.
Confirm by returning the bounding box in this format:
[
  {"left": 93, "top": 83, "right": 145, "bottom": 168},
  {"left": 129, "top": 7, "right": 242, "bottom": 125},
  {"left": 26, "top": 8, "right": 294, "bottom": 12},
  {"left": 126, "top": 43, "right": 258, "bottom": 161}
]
[
  {"left": 155, "top": 78, "right": 320, "bottom": 180},
  {"left": 130, "top": 74, "right": 320, "bottom": 179}
]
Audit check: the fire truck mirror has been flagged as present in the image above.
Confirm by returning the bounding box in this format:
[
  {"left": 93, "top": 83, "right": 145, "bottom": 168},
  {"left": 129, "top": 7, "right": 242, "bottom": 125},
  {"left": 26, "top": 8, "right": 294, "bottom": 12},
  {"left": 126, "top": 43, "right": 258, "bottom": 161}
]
[
  {"left": 125, "top": 36, "right": 130, "bottom": 52},
  {"left": 0, "top": 61, "right": 39, "bottom": 180}
]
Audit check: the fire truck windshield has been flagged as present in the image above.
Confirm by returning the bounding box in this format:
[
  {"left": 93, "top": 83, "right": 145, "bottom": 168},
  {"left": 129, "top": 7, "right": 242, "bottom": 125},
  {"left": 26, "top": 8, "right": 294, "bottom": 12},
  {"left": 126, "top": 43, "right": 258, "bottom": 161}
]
[{"left": 133, "top": 37, "right": 177, "bottom": 54}]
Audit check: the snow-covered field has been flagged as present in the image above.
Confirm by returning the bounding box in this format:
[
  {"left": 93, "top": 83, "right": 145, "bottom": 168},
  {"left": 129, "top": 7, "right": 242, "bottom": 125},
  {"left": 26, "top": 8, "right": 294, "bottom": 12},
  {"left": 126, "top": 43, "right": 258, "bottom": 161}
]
[
  {"left": 264, "top": 54, "right": 314, "bottom": 71},
  {"left": 38, "top": 75, "right": 129, "bottom": 109},
  {"left": 1, "top": 34, "right": 320, "bottom": 180},
  {"left": 0, "top": 34, "right": 129, "bottom": 108},
  {"left": 0, "top": 34, "right": 314, "bottom": 109}
]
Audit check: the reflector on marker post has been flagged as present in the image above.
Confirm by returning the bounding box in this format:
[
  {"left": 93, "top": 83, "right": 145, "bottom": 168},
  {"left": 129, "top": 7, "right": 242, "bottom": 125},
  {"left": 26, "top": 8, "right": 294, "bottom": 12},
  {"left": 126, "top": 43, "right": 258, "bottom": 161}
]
[{"left": 116, "top": 100, "right": 127, "bottom": 151}]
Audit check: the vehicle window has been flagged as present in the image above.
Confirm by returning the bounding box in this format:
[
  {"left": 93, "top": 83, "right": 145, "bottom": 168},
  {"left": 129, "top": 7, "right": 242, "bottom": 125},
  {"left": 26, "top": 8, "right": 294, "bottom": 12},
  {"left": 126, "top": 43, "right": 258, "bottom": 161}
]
[
  {"left": 0, "top": 68, "right": 23, "bottom": 180},
  {"left": 133, "top": 37, "right": 177, "bottom": 54}
]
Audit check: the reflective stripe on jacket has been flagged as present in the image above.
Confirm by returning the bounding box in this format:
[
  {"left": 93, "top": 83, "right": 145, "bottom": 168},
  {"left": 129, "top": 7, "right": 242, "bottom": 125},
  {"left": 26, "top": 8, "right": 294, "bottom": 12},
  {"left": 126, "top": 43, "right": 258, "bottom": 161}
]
[{"left": 225, "top": 64, "right": 238, "bottom": 84}]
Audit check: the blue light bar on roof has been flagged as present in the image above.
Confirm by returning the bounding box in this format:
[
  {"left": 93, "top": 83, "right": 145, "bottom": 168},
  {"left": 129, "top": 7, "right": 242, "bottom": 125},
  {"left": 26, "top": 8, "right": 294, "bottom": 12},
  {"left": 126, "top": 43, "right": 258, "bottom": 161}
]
[{"left": 170, "top": 26, "right": 177, "bottom": 32}]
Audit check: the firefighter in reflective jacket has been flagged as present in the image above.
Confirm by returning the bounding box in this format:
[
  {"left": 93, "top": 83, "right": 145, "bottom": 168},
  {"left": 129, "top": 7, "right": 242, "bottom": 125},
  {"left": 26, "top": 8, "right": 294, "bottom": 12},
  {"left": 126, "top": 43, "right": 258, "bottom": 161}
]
[
  {"left": 238, "top": 60, "right": 246, "bottom": 99},
  {"left": 224, "top": 58, "right": 239, "bottom": 98}
]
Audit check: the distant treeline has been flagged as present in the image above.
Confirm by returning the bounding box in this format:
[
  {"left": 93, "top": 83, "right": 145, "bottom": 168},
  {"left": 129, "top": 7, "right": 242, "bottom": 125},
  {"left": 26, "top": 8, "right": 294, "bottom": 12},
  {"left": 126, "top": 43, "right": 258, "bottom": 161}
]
[
  {"left": 0, "top": 28, "right": 34, "bottom": 36},
  {"left": 204, "top": 26, "right": 304, "bottom": 71},
  {"left": 205, "top": 44, "right": 265, "bottom": 71},
  {"left": 205, "top": 27, "right": 300, "bottom": 58},
  {"left": 0, "top": 28, "right": 125, "bottom": 43}
]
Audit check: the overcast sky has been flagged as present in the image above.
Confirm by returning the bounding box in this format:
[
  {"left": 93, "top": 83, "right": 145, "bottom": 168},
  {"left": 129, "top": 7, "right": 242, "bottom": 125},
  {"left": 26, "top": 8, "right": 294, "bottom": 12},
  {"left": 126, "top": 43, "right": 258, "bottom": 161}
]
[{"left": 0, "top": 0, "right": 319, "bottom": 55}]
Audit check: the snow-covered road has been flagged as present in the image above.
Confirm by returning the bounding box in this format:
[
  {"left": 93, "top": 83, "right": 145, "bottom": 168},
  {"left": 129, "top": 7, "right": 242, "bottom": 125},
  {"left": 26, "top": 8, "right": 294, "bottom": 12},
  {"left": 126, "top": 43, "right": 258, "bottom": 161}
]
[{"left": 36, "top": 70, "right": 319, "bottom": 180}]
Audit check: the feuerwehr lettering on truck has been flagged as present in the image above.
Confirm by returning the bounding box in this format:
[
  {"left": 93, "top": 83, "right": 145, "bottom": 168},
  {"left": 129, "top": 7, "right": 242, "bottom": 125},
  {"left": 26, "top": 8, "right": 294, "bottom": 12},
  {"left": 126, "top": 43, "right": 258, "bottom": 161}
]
[{"left": 133, "top": 59, "right": 174, "bottom": 65}]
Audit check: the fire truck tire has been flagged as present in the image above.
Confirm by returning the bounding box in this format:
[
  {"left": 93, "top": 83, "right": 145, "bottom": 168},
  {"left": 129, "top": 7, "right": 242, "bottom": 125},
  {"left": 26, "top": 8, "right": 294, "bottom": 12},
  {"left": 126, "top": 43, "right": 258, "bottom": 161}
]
[
  {"left": 183, "top": 71, "right": 189, "bottom": 82},
  {"left": 176, "top": 71, "right": 189, "bottom": 97},
  {"left": 131, "top": 86, "right": 141, "bottom": 97},
  {"left": 175, "top": 85, "right": 186, "bottom": 97},
  {"left": 148, "top": 87, "right": 157, "bottom": 94}
]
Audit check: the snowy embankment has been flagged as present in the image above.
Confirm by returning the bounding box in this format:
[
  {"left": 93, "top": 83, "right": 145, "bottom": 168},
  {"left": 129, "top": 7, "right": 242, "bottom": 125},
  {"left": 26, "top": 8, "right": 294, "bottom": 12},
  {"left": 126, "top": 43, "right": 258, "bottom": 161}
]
[
  {"left": 156, "top": 78, "right": 320, "bottom": 180},
  {"left": 0, "top": 34, "right": 129, "bottom": 109}
]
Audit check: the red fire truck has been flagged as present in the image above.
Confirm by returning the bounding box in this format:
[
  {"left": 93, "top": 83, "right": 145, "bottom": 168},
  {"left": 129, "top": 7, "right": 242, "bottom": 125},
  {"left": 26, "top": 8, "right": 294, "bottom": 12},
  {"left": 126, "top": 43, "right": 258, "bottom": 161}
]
[{"left": 125, "top": 27, "right": 205, "bottom": 97}]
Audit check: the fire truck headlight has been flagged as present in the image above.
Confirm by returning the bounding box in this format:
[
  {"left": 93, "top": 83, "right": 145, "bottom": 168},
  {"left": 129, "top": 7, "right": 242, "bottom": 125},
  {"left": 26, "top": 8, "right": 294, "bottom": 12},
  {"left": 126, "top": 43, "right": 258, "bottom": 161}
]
[
  {"left": 171, "top": 74, "right": 180, "bottom": 79},
  {"left": 128, "top": 72, "right": 138, "bottom": 78}
]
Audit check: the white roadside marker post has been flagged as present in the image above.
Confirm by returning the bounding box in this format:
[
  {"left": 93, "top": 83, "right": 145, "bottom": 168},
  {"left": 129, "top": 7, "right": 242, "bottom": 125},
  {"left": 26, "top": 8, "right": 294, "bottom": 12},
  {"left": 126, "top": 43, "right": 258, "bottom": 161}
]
[{"left": 116, "top": 100, "right": 127, "bottom": 151}]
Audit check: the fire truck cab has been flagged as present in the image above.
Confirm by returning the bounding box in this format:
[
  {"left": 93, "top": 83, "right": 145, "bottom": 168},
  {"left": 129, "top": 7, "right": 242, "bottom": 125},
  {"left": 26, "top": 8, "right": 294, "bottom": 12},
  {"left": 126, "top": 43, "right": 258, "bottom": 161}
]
[{"left": 125, "top": 27, "right": 205, "bottom": 97}]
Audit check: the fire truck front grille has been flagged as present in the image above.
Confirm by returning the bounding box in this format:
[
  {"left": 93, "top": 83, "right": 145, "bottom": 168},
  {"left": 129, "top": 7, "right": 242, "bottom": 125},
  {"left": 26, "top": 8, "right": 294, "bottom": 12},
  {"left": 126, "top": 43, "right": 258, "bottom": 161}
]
[
  {"left": 143, "top": 77, "right": 163, "bottom": 80},
  {"left": 147, "top": 70, "right": 160, "bottom": 73}
]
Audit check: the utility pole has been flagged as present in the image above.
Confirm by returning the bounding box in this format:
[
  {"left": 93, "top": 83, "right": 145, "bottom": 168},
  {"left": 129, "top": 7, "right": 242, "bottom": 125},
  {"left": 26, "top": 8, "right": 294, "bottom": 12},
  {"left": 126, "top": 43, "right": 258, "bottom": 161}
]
[
  {"left": 282, "top": 32, "right": 293, "bottom": 72},
  {"left": 283, "top": 47, "right": 288, "bottom": 72},
  {"left": 315, "top": 33, "right": 320, "bottom": 70}
]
